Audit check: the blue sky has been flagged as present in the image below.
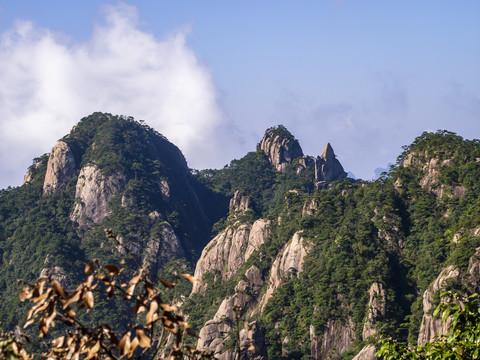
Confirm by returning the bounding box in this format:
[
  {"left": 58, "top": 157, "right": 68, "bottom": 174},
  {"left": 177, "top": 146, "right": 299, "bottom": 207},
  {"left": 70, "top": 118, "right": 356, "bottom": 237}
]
[{"left": 0, "top": 1, "right": 479, "bottom": 188}]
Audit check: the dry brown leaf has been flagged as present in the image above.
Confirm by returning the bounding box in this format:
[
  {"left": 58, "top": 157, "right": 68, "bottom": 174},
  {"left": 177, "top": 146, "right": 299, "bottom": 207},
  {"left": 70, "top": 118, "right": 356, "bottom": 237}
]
[
  {"left": 157, "top": 277, "right": 177, "bottom": 289},
  {"left": 104, "top": 265, "right": 120, "bottom": 276},
  {"left": 181, "top": 274, "right": 201, "bottom": 284},
  {"left": 160, "top": 303, "right": 178, "bottom": 312},
  {"left": 135, "top": 329, "right": 151, "bottom": 348},
  {"left": 63, "top": 290, "right": 81, "bottom": 309},
  {"left": 84, "top": 291, "right": 94, "bottom": 309},
  {"left": 84, "top": 262, "right": 94, "bottom": 275},
  {"left": 51, "top": 280, "right": 67, "bottom": 300},
  {"left": 19, "top": 287, "right": 33, "bottom": 301},
  {"left": 52, "top": 336, "right": 65, "bottom": 348},
  {"left": 119, "top": 332, "right": 131, "bottom": 357},
  {"left": 128, "top": 337, "right": 139, "bottom": 357},
  {"left": 85, "top": 340, "right": 100, "bottom": 360},
  {"left": 146, "top": 300, "right": 158, "bottom": 324}
]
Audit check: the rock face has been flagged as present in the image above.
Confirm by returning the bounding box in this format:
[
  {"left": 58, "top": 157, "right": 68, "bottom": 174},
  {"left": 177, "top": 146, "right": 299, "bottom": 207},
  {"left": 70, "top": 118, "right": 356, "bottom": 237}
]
[
  {"left": 310, "top": 318, "right": 355, "bottom": 360},
  {"left": 258, "top": 127, "right": 303, "bottom": 172},
  {"left": 142, "top": 217, "right": 185, "bottom": 273},
  {"left": 362, "top": 282, "right": 386, "bottom": 340},
  {"left": 260, "top": 231, "right": 312, "bottom": 310},
  {"left": 402, "top": 151, "right": 466, "bottom": 198},
  {"left": 314, "top": 143, "right": 347, "bottom": 185},
  {"left": 43, "top": 141, "right": 76, "bottom": 194},
  {"left": 352, "top": 345, "right": 377, "bottom": 360},
  {"left": 192, "top": 191, "right": 270, "bottom": 294},
  {"left": 192, "top": 218, "right": 270, "bottom": 293},
  {"left": 196, "top": 266, "right": 266, "bottom": 360},
  {"left": 70, "top": 164, "right": 125, "bottom": 226},
  {"left": 418, "top": 248, "right": 480, "bottom": 344},
  {"left": 417, "top": 265, "right": 459, "bottom": 344},
  {"left": 23, "top": 159, "right": 45, "bottom": 185}
]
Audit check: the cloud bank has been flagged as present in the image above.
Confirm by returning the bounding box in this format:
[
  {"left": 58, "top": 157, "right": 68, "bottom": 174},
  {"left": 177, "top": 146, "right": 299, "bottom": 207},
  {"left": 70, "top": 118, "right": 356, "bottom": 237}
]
[{"left": 0, "top": 3, "right": 227, "bottom": 188}]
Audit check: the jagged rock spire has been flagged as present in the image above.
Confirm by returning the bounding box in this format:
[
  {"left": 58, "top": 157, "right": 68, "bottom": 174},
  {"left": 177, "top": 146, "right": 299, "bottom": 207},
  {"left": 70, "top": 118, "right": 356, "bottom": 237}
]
[{"left": 315, "top": 143, "right": 347, "bottom": 184}]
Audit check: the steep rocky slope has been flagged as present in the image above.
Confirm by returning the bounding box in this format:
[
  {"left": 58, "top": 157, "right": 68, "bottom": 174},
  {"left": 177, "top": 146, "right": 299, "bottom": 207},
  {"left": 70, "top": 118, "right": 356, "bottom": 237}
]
[
  {"left": 1, "top": 121, "right": 479, "bottom": 360},
  {"left": 0, "top": 113, "right": 223, "bottom": 329},
  {"left": 185, "top": 130, "right": 480, "bottom": 360}
]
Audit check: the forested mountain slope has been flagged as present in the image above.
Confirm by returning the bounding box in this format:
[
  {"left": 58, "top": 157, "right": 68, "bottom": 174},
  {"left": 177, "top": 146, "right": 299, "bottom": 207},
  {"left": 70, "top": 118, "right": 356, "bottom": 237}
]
[
  {"left": 0, "top": 113, "right": 225, "bottom": 330},
  {"left": 1, "top": 114, "right": 479, "bottom": 360},
  {"left": 185, "top": 130, "right": 480, "bottom": 359}
]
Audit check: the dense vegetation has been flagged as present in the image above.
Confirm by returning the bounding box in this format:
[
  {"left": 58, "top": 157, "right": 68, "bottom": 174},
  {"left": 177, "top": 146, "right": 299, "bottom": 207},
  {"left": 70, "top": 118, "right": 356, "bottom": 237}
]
[
  {"left": 185, "top": 130, "right": 480, "bottom": 358},
  {"left": 0, "top": 113, "right": 223, "bottom": 333},
  {"left": 1, "top": 115, "right": 479, "bottom": 359}
]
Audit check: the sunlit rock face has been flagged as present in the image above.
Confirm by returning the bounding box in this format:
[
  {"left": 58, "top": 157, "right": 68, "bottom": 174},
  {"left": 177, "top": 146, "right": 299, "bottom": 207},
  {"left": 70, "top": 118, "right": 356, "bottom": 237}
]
[
  {"left": 258, "top": 127, "right": 304, "bottom": 172},
  {"left": 70, "top": 164, "right": 125, "bottom": 226},
  {"left": 314, "top": 143, "right": 347, "bottom": 184},
  {"left": 43, "top": 141, "right": 76, "bottom": 194}
]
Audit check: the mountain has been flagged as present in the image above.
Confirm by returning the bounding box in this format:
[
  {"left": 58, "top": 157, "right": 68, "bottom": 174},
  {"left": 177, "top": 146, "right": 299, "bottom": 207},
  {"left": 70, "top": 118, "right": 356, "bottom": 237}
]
[
  {"left": 0, "top": 113, "right": 225, "bottom": 329},
  {"left": 183, "top": 130, "right": 480, "bottom": 359},
  {"left": 1, "top": 116, "right": 479, "bottom": 360}
]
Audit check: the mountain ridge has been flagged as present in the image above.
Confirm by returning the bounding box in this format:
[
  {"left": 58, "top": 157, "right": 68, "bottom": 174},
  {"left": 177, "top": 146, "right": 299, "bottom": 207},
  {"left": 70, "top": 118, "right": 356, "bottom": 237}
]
[{"left": 0, "top": 115, "right": 479, "bottom": 360}]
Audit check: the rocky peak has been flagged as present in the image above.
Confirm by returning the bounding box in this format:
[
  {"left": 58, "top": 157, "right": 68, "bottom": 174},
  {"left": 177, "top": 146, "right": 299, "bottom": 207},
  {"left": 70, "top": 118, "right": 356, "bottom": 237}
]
[
  {"left": 315, "top": 143, "right": 347, "bottom": 185},
  {"left": 43, "top": 141, "right": 76, "bottom": 194},
  {"left": 258, "top": 125, "right": 303, "bottom": 172}
]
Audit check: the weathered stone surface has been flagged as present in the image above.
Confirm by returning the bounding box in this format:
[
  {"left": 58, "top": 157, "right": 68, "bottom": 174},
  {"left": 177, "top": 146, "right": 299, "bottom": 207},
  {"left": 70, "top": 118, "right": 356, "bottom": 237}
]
[
  {"left": 23, "top": 159, "right": 45, "bottom": 185},
  {"left": 310, "top": 318, "right": 355, "bottom": 360},
  {"left": 235, "top": 265, "right": 264, "bottom": 293},
  {"left": 260, "top": 231, "right": 312, "bottom": 310},
  {"left": 302, "top": 198, "right": 320, "bottom": 217},
  {"left": 197, "top": 266, "right": 267, "bottom": 360},
  {"left": 192, "top": 218, "right": 269, "bottom": 294},
  {"left": 418, "top": 265, "right": 459, "bottom": 344},
  {"left": 258, "top": 130, "right": 303, "bottom": 172},
  {"left": 468, "top": 246, "right": 480, "bottom": 292},
  {"left": 362, "top": 282, "right": 386, "bottom": 340},
  {"left": 352, "top": 345, "right": 377, "bottom": 360},
  {"left": 229, "top": 190, "right": 251, "bottom": 214},
  {"left": 403, "top": 151, "right": 466, "bottom": 198},
  {"left": 142, "top": 219, "right": 185, "bottom": 273},
  {"left": 40, "top": 266, "right": 69, "bottom": 289},
  {"left": 315, "top": 143, "right": 347, "bottom": 184},
  {"left": 70, "top": 164, "right": 125, "bottom": 225},
  {"left": 43, "top": 141, "right": 76, "bottom": 194}
]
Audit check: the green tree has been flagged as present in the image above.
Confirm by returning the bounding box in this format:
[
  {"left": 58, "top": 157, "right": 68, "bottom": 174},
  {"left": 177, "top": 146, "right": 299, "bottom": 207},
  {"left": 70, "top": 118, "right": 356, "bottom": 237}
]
[{"left": 377, "top": 292, "right": 480, "bottom": 359}]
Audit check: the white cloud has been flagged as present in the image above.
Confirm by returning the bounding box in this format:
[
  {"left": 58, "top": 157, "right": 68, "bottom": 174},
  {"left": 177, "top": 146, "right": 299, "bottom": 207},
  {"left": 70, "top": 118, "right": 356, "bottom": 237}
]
[{"left": 0, "top": 3, "right": 227, "bottom": 188}]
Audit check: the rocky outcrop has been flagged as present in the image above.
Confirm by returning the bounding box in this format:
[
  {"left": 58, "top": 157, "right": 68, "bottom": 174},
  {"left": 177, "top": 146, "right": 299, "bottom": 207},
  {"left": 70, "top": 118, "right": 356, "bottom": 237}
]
[
  {"left": 260, "top": 231, "right": 312, "bottom": 310},
  {"left": 70, "top": 164, "right": 125, "bottom": 226},
  {"left": 142, "top": 216, "right": 185, "bottom": 273},
  {"left": 468, "top": 247, "right": 480, "bottom": 292},
  {"left": 40, "top": 266, "right": 69, "bottom": 289},
  {"left": 310, "top": 318, "right": 355, "bottom": 360},
  {"left": 417, "top": 265, "right": 459, "bottom": 344},
  {"left": 302, "top": 197, "right": 320, "bottom": 217},
  {"left": 418, "top": 247, "right": 480, "bottom": 344},
  {"left": 403, "top": 152, "right": 466, "bottom": 198},
  {"left": 229, "top": 190, "right": 251, "bottom": 215},
  {"left": 258, "top": 127, "right": 303, "bottom": 172},
  {"left": 362, "top": 283, "right": 386, "bottom": 340},
  {"left": 352, "top": 345, "right": 377, "bottom": 360},
  {"left": 43, "top": 141, "right": 76, "bottom": 194},
  {"left": 314, "top": 143, "right": 347, "bottom": 185},
  {"left": 23, "top": 159, "right": 45, "bottom": 185},
  {"left": 196, "top": 265, "right": 266, "bottom": 360},
  {"left": 192, "top": 217, "right": 269, "bottom": 294}
]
